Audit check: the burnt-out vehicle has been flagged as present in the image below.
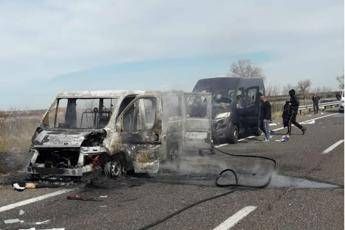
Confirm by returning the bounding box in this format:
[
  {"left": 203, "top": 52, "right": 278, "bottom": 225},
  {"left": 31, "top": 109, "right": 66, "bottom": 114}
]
[
  {"left": 193, "top": 77, "right": 265, "bottom": 144},
  {"left": 27, "top": 90, "right": 212, "bottom": 180}
]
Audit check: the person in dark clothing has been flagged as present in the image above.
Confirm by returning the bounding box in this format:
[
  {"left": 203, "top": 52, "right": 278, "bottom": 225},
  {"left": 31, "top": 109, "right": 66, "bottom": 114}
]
[
  {"left": 288, "top": 89, "right": 306, "bottom": 135},
  {"left": 282, "top": 101, "right": 291, "bottom": 129},
  {"left": 259, "top": 94, "right": 272, "bottom": 142},
  {"left": 312, "top": 93, "right": 320, "bottom": 114}
]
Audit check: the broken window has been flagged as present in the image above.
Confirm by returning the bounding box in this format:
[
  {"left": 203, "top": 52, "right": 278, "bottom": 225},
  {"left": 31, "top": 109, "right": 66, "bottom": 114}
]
[
  {"left": 245, "top": 87, "right": 258, "bottom": 107},
  {"left": 185, "top": 95, "right": 208, "bottom": 118},
  {"left": 123, "top": 104, "right": 138, "bottom": 132},
  {"left": 139, "top": 98, "right": 156, "bottom": 130},
  {"left": 44, "top": 98, "right": 117, "bottom": 129},
  {"left": 236, "top": 88, "right": 245, "bottom": 109},
  {"left": 122, "top": 98, "right": 157, "bottom": 132}
]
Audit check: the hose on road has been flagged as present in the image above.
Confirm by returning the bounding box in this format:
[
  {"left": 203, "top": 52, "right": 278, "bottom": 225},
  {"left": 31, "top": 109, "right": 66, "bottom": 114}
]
[
  {"left": 214, "top": 146, "right": 277, "bottom": 188},
  {"left": 139, "top": 146, "right": 277, "bottom": 229}
]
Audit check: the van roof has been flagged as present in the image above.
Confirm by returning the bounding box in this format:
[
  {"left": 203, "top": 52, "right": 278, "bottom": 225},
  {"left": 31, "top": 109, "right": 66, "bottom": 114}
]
[
  {"left": 193, "top": 77, "right": 264, "bottom": 92},
  {"left": 56, "top": 90, "right": 145, "bottom": 99}
]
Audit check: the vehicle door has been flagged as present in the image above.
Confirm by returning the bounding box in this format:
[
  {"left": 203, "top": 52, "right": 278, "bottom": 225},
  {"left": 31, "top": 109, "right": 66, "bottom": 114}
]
[
  {"left": 244, "top": 86, "right": 261, "bottom": 129},
  {"left": 234, "top": 87, "right": 247, "bottom": 129},
  {"left": 183, "top": 93, "right": 213, "bottom": 154},
  {"left": 117, "top": 95, "right": 162, "bottom": 173}
]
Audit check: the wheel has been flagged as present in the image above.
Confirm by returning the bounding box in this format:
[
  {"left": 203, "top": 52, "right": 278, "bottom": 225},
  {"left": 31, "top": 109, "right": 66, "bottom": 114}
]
[
  {"left": 227, "top": 123, "right": 239, "bottom": 144},
  {"left": 104, "top": 155, "right": 125, "bottom": 178}
]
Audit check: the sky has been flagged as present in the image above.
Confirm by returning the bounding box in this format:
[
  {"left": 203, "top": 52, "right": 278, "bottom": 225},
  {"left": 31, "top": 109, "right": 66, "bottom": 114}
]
[{"left": 0, "top": 0, "right": 343, "bottom": 109}]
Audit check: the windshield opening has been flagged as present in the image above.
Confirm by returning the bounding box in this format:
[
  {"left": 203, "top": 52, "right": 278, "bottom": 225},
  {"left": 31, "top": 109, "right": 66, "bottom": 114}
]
[{"left": 43, "top": 98, "right": 118, "bottom": 129}]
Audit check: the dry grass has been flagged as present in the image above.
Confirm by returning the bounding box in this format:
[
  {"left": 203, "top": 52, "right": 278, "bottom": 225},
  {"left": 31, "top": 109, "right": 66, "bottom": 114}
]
[
  {"left": 0, "top": 112, "right": 42, "bottom": 154},
  {"left": 0, "top": 111, "right": 43, "bottom": 174}
]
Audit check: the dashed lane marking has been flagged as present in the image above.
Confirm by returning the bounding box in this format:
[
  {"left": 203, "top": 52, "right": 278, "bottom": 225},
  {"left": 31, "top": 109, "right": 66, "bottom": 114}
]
[
  {"left": 322, "top": 139, "right": 344, "bottom": 154},
  {"left": 0, "top": 188, "right": 75, "bottom": 213},
  {"left": 213, "top": 206, "right": 257, "bottom": 230}
]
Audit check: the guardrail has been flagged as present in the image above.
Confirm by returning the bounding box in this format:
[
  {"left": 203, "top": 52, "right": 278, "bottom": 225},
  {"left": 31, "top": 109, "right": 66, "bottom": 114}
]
[{"left": 297, "top": 100, "right": 340, "bottom": 114}]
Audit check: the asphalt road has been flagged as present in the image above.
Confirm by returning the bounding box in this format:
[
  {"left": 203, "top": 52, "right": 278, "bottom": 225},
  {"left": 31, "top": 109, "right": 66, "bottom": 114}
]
[{"left": 0, "top": 111, "right": 343, "bottom": 230}]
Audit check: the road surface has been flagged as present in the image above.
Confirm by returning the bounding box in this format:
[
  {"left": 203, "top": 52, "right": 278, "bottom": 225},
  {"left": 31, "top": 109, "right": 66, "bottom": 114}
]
[{"left": 0, "top": 111, "right": 343, "bottom": 230}]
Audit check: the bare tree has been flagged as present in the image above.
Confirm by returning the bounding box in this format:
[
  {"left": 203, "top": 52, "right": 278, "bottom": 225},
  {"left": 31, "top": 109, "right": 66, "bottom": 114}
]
[
  {"left": 229, "top": 59, "right": 264, "bottom": 78},
  {"left": 282, "top": 84, "right": 295, "bottom": 95},
  {"left": 266, "top": 84, "right": 280, "bottom": 97},
  {"left": 336, "top": 74, "right": 344, "bottom": 89},
  {"left": 297, "top": 79, "right": 312, "bottom": 104}
]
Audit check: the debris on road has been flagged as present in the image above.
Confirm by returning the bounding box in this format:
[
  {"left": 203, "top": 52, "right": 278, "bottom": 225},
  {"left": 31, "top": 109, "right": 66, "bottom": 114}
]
[
  {"left": 19, "top": 209, "right": 25, "bottom": 216},
  {"left": 12, "top": 181, "right": 71, "bottom": 192},
  {"left": 280, "top": 135, "right": 289, "bottom": 142},
  {"left": 67, "top": 194, "right": 102, "bottom": 202},
  {"left": 12, "top": 182, "right": 45, "bottom": 191},
  {"left": 35, "top": 219, "right": 51, "bottom": 225},
  {"left": 4, "top": 218, "right": 24, "bottom": 224},
  {"left": 12, "top": 182, "right": 26, "bottom": 191}
]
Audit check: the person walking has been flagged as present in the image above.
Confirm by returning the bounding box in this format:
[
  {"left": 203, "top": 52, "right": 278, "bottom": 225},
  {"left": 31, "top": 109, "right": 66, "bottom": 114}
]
[
  {"left": 282, "top": 101, "right": 291, "bottom": 130},
  {"left": 259, "top": 94, "right": 272, "bottom": 142},
  {"left": 312, "top": 93, "right": 320, "bottom": 114},
  {"left": 288, "top": 89, "right": 306, "bottom": 135}
]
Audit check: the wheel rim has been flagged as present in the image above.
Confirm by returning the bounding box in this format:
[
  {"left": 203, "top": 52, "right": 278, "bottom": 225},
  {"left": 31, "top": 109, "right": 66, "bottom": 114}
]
[
  {"left": 106, "top": 160, "right": 122, "bottom": 178},
  {"left": 112, "top": 161, "right": 121, "bottom": 177}
]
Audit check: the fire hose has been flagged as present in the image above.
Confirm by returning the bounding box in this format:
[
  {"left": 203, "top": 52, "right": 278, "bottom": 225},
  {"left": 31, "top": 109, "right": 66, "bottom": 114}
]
[
  {"left": 139, "top": 146, "right": 277, "bottom": 230},
  {"left": 214, "top": 146, "right": 277, "bottom": 188}
]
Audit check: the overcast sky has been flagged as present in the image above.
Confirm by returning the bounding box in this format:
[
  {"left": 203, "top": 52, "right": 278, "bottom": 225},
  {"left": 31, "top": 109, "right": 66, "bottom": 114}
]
[{"left": 0, "top": 0, "right": 343, "bottom": 109}]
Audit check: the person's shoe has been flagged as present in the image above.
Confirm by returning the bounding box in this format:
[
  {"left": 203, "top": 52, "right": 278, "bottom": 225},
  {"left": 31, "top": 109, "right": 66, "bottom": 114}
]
[{"left": 302, "top": 127, "right": 307, "bottom": 135}]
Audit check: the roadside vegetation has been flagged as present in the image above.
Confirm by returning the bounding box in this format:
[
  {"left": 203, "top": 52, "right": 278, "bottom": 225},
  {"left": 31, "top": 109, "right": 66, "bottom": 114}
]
[{"left": 0, "top": 111, "right": 43, "bottom": 173}]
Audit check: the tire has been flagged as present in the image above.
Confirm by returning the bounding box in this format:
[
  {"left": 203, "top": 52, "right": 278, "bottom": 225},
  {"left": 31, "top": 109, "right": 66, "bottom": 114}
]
[
  {"left": 104, "top": 155, "right": 125, "bottom": 178},
  {"left": 227, "top": 123, "right": 239, "bottom": 144}
]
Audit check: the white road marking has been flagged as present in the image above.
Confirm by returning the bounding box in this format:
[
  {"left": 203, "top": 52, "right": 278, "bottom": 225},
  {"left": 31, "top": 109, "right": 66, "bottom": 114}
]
[
  {"left": 272, "top": 113, "right": 336, "bottom": 132},
  {"left": 215, "top": 143, "right": 229, "bottom": 148},
  {"left": 0, "top": 189, "right": 74, "bottom": 213},
  {"left": 322, "top": 139, "right": 344, "bottom": 154},
  {"left": 300, "top": 119, "right": 315, "bottom": 125},
  {"left": 213, "top": 206, "right": 257, "bottom": 230}
]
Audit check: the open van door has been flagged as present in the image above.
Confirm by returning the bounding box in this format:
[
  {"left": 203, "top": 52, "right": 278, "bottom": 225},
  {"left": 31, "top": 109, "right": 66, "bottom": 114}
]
[
  {"left": 182, "top": 93, "right": 213, "bottom": 155},
  {"left": 115, "top": 95, "right": 162, "bottom": 175},
  {"left": 244, "top": 86, "right": 261, "bottom": 131}
]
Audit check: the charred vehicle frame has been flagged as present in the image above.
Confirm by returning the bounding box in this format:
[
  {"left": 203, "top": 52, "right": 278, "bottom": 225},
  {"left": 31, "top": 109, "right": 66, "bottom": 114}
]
[{"left": 27, "top": 90, "right": 213, "bottom": 180}]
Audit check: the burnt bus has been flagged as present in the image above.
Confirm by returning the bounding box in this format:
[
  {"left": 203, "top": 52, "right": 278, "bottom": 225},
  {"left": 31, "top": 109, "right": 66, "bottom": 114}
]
[
  {"left": 27, "top": 90, "right": 212, "bottom": 180},
  {"left": 193, "top": 77, "right": 265, "bottom": 144}
]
